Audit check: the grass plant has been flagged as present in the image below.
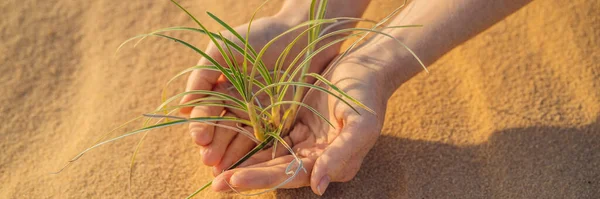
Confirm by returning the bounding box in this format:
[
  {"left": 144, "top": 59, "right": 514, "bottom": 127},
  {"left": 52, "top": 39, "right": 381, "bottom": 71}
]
[{"left": 54, "top": 0, "right": 426, "bottom": 198}]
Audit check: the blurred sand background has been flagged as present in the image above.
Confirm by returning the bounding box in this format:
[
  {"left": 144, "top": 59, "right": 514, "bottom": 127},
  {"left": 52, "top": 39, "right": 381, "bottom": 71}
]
[{"left": 1, "top": 0, "right": 599, "bottom": 198}]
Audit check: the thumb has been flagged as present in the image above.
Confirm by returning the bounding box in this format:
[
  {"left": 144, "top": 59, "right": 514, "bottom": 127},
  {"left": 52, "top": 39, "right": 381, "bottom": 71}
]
[{"left": 310, "top": 117, "right": 381, "bottom": 195}]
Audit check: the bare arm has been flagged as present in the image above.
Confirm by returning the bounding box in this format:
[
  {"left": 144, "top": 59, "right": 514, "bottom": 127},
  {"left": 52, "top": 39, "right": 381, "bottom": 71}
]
[
  {"left": 208, "top": 0, "right": 535, "bottom": 195},
  {"left": 364, "top": 0, "right": 533, "bottom": 98}
]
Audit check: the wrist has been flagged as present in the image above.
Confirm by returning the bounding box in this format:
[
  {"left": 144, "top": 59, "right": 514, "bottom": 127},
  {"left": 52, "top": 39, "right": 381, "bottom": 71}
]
[{"left": 353, "top": 40, "right": 424, "bottom": 100}]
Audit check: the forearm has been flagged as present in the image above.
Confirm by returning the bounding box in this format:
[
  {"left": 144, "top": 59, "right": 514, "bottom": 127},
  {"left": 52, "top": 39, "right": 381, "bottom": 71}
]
[{"left": 367, "top": 0, "right": 532, "bottom": 98}]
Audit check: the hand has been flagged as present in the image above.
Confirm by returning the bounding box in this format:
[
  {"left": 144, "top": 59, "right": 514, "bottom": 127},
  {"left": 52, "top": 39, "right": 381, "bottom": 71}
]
[
  {"left": 181, "top": 12, "right": 344, "bottom": 170},
  {"left": 210, "top": 47, "right": 403, "bottom": 195},
  {"left": 205, "top": 0, "right": 533, "bottom": 194}
]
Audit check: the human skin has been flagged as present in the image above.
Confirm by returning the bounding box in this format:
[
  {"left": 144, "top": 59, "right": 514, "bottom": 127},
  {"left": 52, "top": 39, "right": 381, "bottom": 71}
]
[
  {"left": 179, "top": 0, "right": 371, "bottom": 175},
  {"left": 183, "top": 0, "right": 533, "bottom": 195}
]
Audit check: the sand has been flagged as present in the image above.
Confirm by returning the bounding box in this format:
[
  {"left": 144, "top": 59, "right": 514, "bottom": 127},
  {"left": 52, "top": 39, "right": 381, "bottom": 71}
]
[{"left": 1, "top": 0, "right": 599, "bottom": 198}]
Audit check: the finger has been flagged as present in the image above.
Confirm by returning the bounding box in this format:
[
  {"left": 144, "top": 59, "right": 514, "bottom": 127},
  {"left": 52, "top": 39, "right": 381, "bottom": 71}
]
[
  {"left": 212, "top": 156, "right": 315, "bottom": 192},
  {"left": 310, "top": 117, "right": 380, "bottom": 195},
  {"left": 189, "top": 104, "right": 224, "bottom": 146},
  {"left": 213, "top": 126, "right": 256, "bottom": 176},
  {"left": 201, "top": 112, "right": 239, "bottom": 166},
  {"left": 245, "top": 154, "right": 295, "bottom": 168},
  {"left": 179, "top": 53, "right": 222, "bottom": 115}
]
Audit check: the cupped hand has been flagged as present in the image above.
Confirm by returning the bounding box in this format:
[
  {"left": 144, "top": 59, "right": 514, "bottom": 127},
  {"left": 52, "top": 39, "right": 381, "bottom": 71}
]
[
  {"left": 210, "top": 49, "right": 399, "bottom": 195},
  {"left": 181, "top": 13, "right": 343, "bottom": 171}
]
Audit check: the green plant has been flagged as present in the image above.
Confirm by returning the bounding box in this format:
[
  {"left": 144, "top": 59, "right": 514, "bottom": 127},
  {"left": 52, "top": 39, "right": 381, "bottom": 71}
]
[{"left": 54, "top": 0, "right": 425, "bottom": 197}]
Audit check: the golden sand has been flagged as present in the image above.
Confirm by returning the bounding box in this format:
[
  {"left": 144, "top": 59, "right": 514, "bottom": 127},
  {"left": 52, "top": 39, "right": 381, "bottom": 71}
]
[{"left": 1, "top": 0, "right": 598, "bottom": 198}]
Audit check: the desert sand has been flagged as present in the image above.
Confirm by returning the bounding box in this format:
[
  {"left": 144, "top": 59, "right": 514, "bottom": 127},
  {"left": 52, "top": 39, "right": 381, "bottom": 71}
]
[{"left": 1, "top": 0, "right": 599, "bottom": 198}]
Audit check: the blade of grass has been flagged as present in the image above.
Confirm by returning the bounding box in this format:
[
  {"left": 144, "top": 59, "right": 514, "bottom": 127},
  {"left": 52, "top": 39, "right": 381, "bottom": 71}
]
[
  {"left": 278, "top": 32, "right": 363, "bottom": 98},
  {"left": 273, "top": 17, "right": 377, "bottom": 83},
  {"left": 128, "top": 108, "right": 180, "bottom": 196},
  {"left": 312, "top": 0, "right": 329, "bottom": 40},
  {"left": 157, "top": 86, "right": 247, "bottom": 110},
  {"left": 51, "top": 115, "right": 145, "bottom": 174},
  {"left": 254, "top": 82, "right": 361, "bottom": 115},
  {"left": 67, "top": 116, "right": 251, "bottom": 163},
  {"left": 206, "top": 12, "right": 266, "bottom": 72},
  {"left": 143, "top": 114, "right": 260, "bottom": 143},
  {"left": 122, "top": 27, "right": 260, "bottom": 65},
  {"left": 148, "top": 32, "right": 246, "bottom": 98},
  {"left": 324, "top": 0, "right": 416, "bottom": 80},
  {"left": 306, "top": 73, "right": 375, "bottom": 114},
  {"left": 226, "top": 117, "right": 304, "bottom": 196},
  {"left": 227, "top": 132, "right": 303, "bottom": 196},
  {"left": 185, "top": 181, "right": 212, "bottom": 199},
  {"left": 279, "top": 0, "right": 331, "bottom": 137},
  {"left": 161, "top": 65, "right": 222, "bottom": 104},
  {"left": 186, "top": 135, "right": 275, "bottom": 198},
  {"left": 260, "top": 101, "right": 334, "bottom": 128},
  {"left": 248, "top": 19, "right": 337, "bottom": 103},
  {"left": 219, "top": 31, "right": 246, "bottom": 98},
  {"left": 244, "top": 0, "right": 273, "bottom": 97},
  {"left": 169, "top": 0, "right": 239, "bottom": 76}
]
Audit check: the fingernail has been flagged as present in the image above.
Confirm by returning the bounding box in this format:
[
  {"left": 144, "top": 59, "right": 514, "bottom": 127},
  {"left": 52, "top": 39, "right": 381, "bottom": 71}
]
[
  {"left": 317, "top": 176, "right": 330, "bottom": 196},
  {"left": 229, "top": 173, "right": 241, "bottom": 187},
  {"left": 190, "top": 131, "right": 198, "bottom": 139},
  {"left": 212, "top": 176, "right": 228, "bottom": 192}
]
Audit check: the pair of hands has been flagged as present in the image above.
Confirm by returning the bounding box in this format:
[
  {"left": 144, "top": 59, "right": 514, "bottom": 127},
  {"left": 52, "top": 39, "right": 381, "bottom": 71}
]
[
  {"left": 175, "top": 0, "right": 533, "bottom": 194},
  {"left": 180, "top": 15, "right": 395, "bottom": 195}
]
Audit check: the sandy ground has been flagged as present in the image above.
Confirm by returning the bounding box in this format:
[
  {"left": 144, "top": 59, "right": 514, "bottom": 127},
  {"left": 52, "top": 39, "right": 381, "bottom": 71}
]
[{"left": 1, "top": 0, "right": 599, "bottom": 198}]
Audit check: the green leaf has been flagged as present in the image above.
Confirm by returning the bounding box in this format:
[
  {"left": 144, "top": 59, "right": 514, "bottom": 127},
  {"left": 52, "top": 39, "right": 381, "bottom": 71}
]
[
  {"left": 68, "top": 116, "right": 251, "bottom": 162},
  {"left": 250, "top": 18, "right": 337, "bottom": 97},
  {"left": 168, "top": 1, "right": 251, "bottom": 97},
  {"left": 243, "top": 0, "right": 273, "bottom": 98},
  {"left": 162, "top": 101, "right": 247, "bottom": 114},
  {"left": 260, "top": 101, "right": 335, "bottom": 128},
  {"left": 151, "top": 33, "right": 246, "bottom": 95},
  {"left": 326, "top": 0, "right": 420, "bottom": 77},
  {"left": 134, "top": 27, "right": 260, "bottom": 65},
  {"left": 306, "top": 73, "right": 375, "bottom": 114},
  {"left": 249, "top": 18, "right": 337, "bottom": 80},
  {"left": 313, "top": 0, "right": 329, "bottom": 39},
  {"left": 161, "top": 65, "right": 222, "bottom": 103},
  {"left": 156, "top": 90, "right": 246, "bottom": 112},
  {"left": 191, "top": 136, "right": 275, "bottom": 198},
  {"left": 278, "top": 32, "right": 363, "bottom": 99},
  {"left": 186, "top": 182, "right": 212, "bottom": 199},
  {"left": 273, "top": 17, "right": 377, "bottom": 82},
  {"left": 169, "top": 0, "right": 236, "bottom": 72},
  {"left": 206, "top": 12, "right": 267, "bottom": 72},
  {"left": 255, "top": 82, "right": 361, "bottom": 115},
  {"left": 129, "top": 108, "right": 179, "bottom": 194}
]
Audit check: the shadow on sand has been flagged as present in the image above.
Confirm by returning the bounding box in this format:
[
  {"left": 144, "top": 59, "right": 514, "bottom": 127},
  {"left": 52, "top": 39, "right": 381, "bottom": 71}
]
[{"left": 276, "top": 116, "right": 600, "bottom": 198}]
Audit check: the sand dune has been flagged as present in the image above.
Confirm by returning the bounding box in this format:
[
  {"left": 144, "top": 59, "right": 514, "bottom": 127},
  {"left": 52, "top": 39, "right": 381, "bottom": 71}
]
[{"left": 1, "top": 0, "right": 598, "bottom": 198}]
